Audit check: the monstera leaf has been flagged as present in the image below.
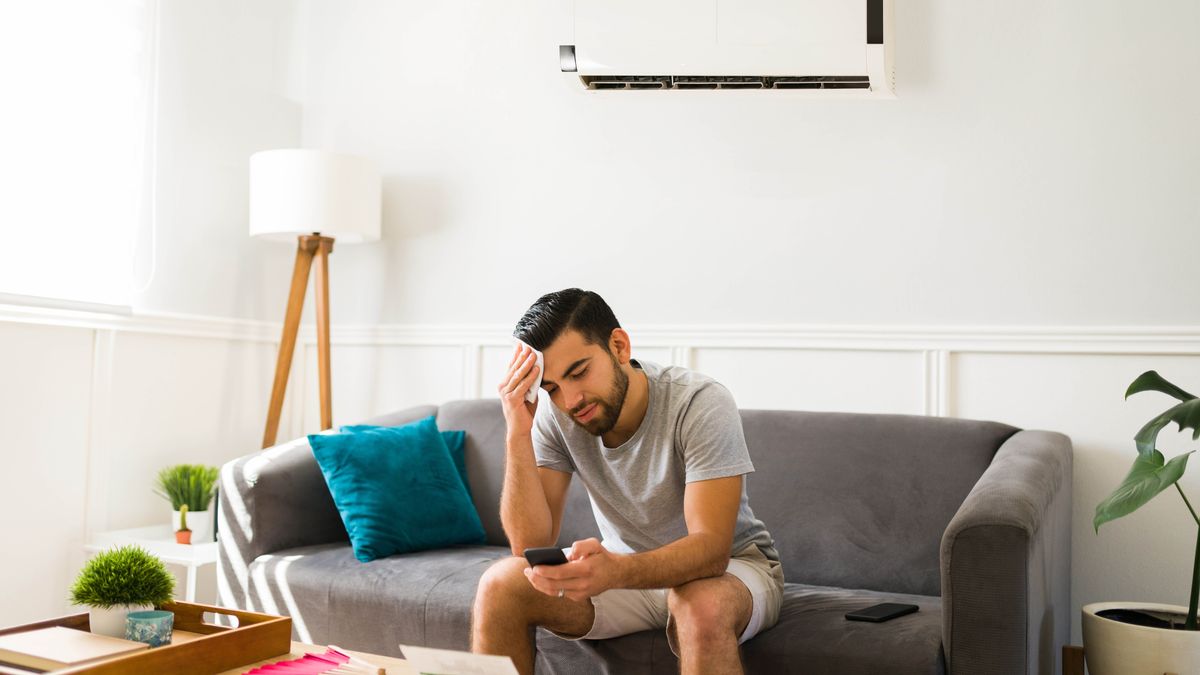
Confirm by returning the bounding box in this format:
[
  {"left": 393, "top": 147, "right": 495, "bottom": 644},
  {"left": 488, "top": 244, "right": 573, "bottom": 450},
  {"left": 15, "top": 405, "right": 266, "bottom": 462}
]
[
  {"left": 1126, "top": 370, "right": 1197, "bottom": 403},
  {"left": 1095, "top": 449, "right": 1195, "bottom": 532},
  {"left": 1127, "top": 371, "right": 1200, "bottom": 456}
]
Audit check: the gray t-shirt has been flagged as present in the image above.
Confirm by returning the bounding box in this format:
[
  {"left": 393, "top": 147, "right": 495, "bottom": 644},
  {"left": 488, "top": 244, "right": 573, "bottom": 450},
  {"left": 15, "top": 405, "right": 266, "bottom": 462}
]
[{"left": 533, "top": 360, "right": 778, "bottom": 561}]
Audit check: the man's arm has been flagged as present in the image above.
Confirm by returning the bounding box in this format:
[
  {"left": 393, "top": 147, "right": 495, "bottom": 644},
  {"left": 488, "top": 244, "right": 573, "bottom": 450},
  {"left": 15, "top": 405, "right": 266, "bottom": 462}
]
[
  {"left": 496, "top": 342, "right": 572, "bottom": 555},
  {"left": 526, "top": 474, "right": 742, "bottom": 600},
  {"left": 613, "top": 474, "right": 742, "bottom": 586},
  {"left": 500, "top": 435, "right": 572, "bottom": 554}
]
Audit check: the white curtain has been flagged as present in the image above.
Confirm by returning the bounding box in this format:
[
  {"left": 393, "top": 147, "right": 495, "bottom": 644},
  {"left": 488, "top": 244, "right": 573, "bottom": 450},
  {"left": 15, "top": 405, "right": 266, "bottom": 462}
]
[{"left": 0, "top": 0, "right": 157, "bottom": 309}]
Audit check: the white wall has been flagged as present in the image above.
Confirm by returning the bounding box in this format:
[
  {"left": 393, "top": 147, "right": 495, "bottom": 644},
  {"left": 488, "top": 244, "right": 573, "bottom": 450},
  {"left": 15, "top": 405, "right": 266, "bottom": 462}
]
[
  {"left": 292, "top": 0, "right": 1200, "bottom": 328},
  {"left": 0, "top": 309, "right": 293, "bottom": 627},
  {"left": 0, "top": 321, "right": 93, "bottom": 626}
]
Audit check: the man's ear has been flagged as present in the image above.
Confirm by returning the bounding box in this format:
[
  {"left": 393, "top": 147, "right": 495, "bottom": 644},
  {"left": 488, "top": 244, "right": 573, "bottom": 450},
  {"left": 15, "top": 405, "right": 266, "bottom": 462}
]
[{"left": 608, "top": 328, "right": 632, "bottom": 364}]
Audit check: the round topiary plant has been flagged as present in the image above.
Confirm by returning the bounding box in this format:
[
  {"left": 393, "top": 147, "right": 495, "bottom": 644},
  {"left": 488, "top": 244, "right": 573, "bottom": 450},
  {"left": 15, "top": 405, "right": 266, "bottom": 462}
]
[{"left": 70, "top": 545, "right": 175, "bottom": 609}]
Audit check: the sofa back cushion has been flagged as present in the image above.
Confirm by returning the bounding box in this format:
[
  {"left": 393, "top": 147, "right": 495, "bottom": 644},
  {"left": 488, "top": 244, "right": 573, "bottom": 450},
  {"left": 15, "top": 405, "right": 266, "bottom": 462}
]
[
  {"left": 434, "top": 400, "right": 515, "bottom": 547},
  {"left": 435, "top": 400, "right": 605, "bottom": 548},
  {"left": 740, "top": 410, "right": 1017, "bottom": 596}
]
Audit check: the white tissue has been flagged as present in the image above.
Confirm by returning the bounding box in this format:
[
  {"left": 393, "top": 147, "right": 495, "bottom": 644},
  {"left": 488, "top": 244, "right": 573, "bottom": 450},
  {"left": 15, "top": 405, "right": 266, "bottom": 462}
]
[{"left": 516, "top": 340, "right": 544, "bottom": 403}]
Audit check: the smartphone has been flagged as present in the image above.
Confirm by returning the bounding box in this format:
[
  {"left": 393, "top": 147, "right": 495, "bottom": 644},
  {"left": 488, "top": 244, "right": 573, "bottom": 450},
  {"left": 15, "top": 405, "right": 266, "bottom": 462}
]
[
  {"left": 845, "top": 602, "right": 919, "bottom": 623},
  {"left": 515, "top": 340, "right": 544, "bottom": 403},
  {"left": 523, "top": 547, "right": 569, "bottom": 567}
]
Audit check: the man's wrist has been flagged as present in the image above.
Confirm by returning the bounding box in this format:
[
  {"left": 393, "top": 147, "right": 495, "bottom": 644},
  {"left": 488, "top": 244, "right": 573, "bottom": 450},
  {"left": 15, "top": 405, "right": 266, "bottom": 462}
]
[
  {"left": 505, "top": 431, "right": 533, "bottom": 448},
  {"left": 606, "top": 551, "right": 633, "bottom": 590}
]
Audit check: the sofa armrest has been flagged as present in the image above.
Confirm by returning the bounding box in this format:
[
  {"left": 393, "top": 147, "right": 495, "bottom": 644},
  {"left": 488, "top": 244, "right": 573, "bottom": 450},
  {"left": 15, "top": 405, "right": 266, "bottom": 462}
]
[
  {"left": 940, "top": 429, "right": 1072, "bottom": 675},
  {"left": 216, "top": 434, "right": 346, "bottom": 612},
  {"left": 216, "top": 404, "right": 437, "bottom": 612}
]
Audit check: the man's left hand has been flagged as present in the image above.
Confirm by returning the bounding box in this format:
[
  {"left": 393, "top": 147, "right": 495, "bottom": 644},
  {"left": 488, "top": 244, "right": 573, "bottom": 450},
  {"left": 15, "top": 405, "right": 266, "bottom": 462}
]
[{"left": 523, "top": 538, "right": 621, "bottom": 602}]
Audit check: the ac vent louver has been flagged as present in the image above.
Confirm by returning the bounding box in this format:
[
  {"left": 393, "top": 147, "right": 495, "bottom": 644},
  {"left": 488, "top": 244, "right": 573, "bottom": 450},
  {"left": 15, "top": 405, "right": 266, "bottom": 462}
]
[
  {"left": 561, "top": 0, "right": 895, "bottom": 97},
  {"left": 578, "top": 75, "right": 871, "bottom": 91}
]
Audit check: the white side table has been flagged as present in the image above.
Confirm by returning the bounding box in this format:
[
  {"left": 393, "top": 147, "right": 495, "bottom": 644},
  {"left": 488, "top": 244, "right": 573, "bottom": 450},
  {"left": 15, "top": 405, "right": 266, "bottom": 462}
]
[{"left": 84, "top": 525, "right": 219, "bottom": 602}]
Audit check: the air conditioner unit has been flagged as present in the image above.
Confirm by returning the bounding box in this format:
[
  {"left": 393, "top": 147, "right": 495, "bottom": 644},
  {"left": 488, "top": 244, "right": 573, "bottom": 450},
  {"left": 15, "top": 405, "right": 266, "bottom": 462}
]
[{"left": 559, "top": 0, "right": 894, "bottom": 96}]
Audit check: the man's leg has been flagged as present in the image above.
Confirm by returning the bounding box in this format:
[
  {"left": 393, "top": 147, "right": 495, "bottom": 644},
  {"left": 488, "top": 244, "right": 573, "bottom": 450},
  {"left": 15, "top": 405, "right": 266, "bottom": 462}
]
[
  {"left": 667, "top": 574, "right": 753, "bottom": 675},
  {"left": 472, "top": 556, "right": 596, "bottom": 675}
]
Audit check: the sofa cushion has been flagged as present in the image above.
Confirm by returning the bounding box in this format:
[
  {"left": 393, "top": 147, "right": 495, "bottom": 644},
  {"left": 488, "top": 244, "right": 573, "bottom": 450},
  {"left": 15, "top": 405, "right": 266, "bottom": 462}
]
[
  {"left": 342, "top": 425, "right": 472, "bottom": 498},
  {"left": 740, "top": 410, "right": 1018, "bottom": 596},
  {"left": 534, "top": 583, "right": 944, "bottom": 675},
  {"left": 247, "top": 543, "right": 511, "bottom": 656},
  {"left": 309, "top": 417, "right": 486, "bottom": 561}
]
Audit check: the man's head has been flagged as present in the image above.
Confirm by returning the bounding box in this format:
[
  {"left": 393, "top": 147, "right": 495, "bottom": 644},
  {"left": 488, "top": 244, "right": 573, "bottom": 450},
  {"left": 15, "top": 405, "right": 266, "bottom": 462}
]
[{"left": 513, "top": 289, "right": 631, "bottom": 436}]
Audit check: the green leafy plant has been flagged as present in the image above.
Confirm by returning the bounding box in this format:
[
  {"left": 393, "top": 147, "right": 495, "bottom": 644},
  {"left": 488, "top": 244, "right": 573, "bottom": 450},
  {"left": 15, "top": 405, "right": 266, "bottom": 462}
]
[
  {"left": 1095, "top": 370, "right": 1200, "bottom": 629},
  {"left": 70, "top": 545, "right": 175, "bottom": 609},
  {"left": 154, "top": 464, "right": 219, "bottom": 511}
]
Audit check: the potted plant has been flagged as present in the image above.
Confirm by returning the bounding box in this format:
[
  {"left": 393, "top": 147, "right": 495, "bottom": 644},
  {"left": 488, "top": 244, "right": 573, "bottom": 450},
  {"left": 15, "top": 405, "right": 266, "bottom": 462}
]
[
  {"left": 1087, "top": 370, "right": 1200, "bottom": 674},
  {"left": 70, "top": 545, "right": 175, "bottom": 637},
  {"left": 175, "top": 504, "right": 192, "bottom": 545},
  {"left": 154, "top": 464, "right": 219, "bottom": 543}
]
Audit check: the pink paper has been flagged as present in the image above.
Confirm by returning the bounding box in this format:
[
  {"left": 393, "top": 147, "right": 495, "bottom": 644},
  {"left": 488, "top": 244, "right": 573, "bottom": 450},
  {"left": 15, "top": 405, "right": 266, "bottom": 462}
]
[{"left": 243, "top": 648, "right": 351, "bottom": 674}]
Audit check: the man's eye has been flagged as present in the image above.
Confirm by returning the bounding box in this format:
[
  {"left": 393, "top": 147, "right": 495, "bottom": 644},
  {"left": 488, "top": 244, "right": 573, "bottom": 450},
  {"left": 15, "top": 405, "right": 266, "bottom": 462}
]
[{"left": 572, "top": 367, "right": 589, "bottom": 379}]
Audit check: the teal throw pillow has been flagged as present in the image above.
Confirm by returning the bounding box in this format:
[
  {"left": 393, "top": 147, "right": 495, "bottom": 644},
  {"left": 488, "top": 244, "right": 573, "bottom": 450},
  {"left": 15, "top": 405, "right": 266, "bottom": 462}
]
[
  {"left": 309, "top": 416, "right": 485, "bottom": 562},
  {"left": 341, "top": 425, "right": 471, "bottom": 499}
]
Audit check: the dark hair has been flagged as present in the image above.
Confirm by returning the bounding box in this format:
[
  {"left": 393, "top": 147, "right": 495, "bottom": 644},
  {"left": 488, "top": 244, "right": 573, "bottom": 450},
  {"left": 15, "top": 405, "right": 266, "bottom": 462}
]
[{"left": 513, "top": 289, "right": 621, "bottom": 352}]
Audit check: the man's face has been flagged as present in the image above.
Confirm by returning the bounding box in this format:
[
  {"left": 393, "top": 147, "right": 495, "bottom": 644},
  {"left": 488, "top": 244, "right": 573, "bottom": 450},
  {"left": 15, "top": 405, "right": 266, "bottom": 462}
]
[{"left": 540, "top": 329, "right": 630, "bottom": 437}]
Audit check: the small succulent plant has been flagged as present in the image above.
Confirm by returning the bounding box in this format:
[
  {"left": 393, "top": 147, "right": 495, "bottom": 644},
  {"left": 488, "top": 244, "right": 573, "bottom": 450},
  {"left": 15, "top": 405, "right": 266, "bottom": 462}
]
[{"left": 154, "top": 464, "right": 219, "bottom": 511}]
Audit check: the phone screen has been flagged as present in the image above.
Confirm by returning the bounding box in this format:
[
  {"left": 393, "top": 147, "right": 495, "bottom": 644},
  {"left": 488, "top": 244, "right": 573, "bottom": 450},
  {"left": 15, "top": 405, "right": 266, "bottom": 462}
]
[{"left": 523, "top": 547, "right": 568, "bottom": 567}]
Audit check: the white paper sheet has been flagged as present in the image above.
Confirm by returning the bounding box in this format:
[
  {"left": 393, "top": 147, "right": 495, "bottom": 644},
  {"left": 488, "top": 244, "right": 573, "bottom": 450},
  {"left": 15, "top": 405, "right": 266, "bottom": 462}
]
[{"left": 398, "top": 645, "right": 519, "bottom": 675}]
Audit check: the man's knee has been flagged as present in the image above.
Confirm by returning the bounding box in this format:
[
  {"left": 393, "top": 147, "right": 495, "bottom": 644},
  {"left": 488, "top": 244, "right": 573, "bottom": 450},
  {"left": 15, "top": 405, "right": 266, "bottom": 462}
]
[
  {"left": 475, "top": 556, "right": 533, "bottom": 615},
  {"left": 474, "top": 556, "right": 595, "bottom": 641},
  {"left": 667, "top": 578, "right": 747, "bottom": 641}
]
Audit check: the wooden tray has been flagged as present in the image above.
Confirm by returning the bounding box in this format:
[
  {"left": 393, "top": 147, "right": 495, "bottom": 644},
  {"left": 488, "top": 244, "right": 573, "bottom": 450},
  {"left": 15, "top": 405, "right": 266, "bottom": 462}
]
[{"left": 0, "top": 601, "right": 292, "bottom": 675}]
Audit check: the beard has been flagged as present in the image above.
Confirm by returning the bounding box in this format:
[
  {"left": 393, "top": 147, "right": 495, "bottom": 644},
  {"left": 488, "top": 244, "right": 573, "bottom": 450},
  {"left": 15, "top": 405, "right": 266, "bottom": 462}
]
[{"left": 570, "top": 354, "right": 630, "bottom": 437}]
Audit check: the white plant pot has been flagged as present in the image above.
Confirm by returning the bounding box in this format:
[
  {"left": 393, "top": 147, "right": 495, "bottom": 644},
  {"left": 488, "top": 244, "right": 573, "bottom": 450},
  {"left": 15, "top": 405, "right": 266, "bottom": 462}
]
[
  {"left": 89, "top": 604, "right": 152, "bottom": 637},
  {"left": 171, "top": 507, "right": 212, "bottom": 543},
  {"left": 1082, "top": 602, "right": 1200, "bottom": 675}
]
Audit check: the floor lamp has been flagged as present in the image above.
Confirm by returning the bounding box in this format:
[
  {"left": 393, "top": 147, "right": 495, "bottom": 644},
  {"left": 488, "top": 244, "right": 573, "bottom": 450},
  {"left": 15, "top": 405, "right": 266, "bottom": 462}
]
[{"left": 250, "top": 149, "right": 381, "bottom": 448}]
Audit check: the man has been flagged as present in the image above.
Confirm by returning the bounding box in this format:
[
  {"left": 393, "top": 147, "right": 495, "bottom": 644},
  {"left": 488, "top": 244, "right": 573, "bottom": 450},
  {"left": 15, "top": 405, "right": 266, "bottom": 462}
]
[{"left": 471, "top": 289, "right": 783, "bottom": 675}]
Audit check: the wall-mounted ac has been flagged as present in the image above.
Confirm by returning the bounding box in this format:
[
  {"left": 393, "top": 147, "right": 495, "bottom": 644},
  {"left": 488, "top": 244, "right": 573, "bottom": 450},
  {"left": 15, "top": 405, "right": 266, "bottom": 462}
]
[{"left": 559, "top": 0, "right": 894, "bottom": 95}]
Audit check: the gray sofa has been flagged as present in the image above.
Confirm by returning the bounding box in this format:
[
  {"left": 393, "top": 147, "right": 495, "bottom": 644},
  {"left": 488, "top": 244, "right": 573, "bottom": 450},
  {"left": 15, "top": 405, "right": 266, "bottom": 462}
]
[{"left": 217, "top": 400, "right": 1072, "bottom": 674}]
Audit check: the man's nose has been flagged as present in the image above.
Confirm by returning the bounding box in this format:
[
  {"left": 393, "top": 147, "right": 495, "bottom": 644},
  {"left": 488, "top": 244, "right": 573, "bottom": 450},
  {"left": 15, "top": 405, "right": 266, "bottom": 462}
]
[{"left": 564, "top": 386, "right": 585, "bottom": 411}]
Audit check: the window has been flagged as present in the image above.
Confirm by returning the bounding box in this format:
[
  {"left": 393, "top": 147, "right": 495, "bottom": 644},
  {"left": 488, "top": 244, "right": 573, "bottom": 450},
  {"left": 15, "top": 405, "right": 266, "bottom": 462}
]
[{"left": 0, "top": 0, "right": 157, "bottom": 310}]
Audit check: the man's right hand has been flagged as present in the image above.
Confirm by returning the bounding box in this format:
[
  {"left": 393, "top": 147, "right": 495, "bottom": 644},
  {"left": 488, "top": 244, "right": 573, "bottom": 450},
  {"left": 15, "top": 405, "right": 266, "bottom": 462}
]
[{"left": 498, "top": 343, "right": 541, "bottom": 437}]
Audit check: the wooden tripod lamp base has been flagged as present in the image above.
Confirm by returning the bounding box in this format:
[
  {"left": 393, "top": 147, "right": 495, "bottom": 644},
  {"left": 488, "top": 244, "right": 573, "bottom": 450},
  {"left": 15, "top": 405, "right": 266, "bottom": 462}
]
[{"left": 262, "top": 234, "right": 335, "bottom": 449}]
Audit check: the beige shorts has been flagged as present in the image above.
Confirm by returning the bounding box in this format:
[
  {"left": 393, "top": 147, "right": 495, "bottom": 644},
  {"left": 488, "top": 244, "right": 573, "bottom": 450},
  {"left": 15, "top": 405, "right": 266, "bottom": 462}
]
[{"left": 558, "top": 543, "right": 785, "bottom": 654}]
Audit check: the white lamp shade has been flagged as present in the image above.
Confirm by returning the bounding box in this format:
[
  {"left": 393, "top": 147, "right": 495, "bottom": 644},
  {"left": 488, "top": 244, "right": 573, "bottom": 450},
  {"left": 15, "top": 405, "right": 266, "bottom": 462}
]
[{"left": 249, "top": 149, "right": 381, "bottom": 243}]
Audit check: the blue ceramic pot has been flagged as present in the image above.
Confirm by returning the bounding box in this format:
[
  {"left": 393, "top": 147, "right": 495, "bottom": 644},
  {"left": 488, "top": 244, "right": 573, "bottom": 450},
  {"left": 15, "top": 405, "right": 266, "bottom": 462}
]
[{"left": 125, "top": 610, "right": 173, "bottom": 647}]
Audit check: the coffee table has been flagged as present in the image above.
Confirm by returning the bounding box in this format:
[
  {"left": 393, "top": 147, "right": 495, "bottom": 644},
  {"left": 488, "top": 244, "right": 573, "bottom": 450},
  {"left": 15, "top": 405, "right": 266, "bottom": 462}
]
[{"left": 218, "top": 641, "right": 413, "bottom": 674}]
